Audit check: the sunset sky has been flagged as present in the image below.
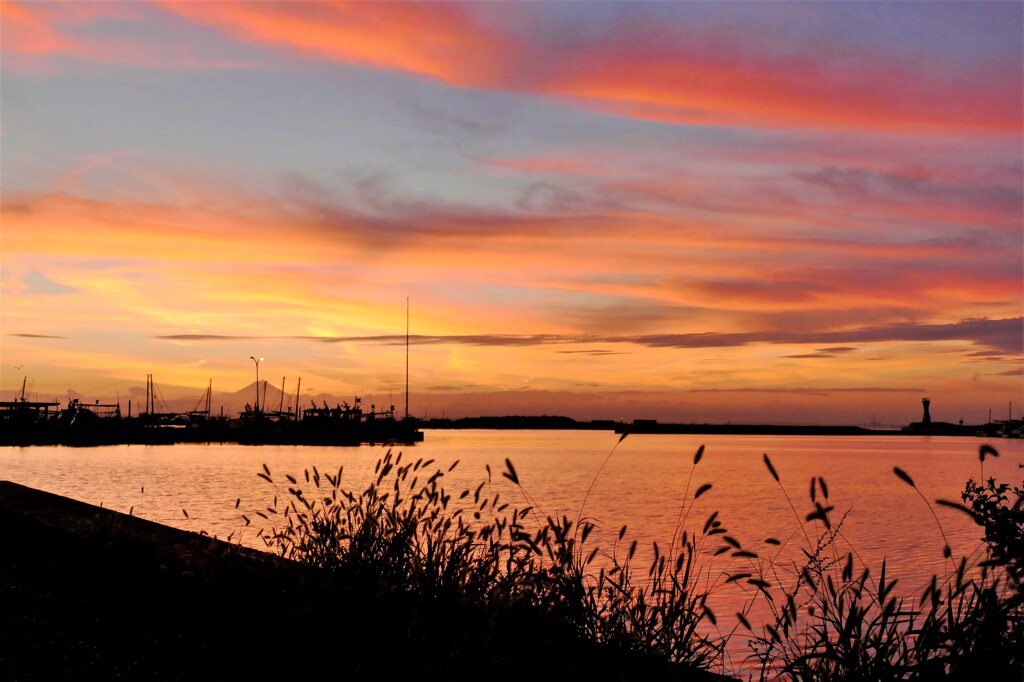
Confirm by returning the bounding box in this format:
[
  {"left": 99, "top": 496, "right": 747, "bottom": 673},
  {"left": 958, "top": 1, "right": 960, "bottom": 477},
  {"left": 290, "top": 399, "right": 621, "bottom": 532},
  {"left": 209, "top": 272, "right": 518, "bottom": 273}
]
[{"left": 2, "top": 1, "right": 1021, "bottom": 425}]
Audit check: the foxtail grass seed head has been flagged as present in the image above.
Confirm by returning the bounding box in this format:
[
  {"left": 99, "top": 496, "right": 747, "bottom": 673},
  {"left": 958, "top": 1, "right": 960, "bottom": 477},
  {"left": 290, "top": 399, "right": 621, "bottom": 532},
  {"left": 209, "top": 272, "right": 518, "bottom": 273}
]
[
  {"left": 979, "top": 444, "right": 999, "bottom": 462},
  {"left": 893, "top": 467, "right": 915, "bottom": 488}
]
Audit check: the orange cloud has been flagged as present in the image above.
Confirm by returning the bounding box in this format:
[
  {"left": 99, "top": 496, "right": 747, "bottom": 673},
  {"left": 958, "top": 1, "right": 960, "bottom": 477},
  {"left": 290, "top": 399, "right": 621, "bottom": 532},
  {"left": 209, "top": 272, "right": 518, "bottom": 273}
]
[
  {"left": 548, "top": 41, "right": 1020, "bottom": 134},
  {"left": 157, "top": 2, "right": 511, "bottom": 84},
  {"left": 4, "top": 184, "right": 1018, "bottom": 358},
  {"left": 0, "top": 1, "right": 261, "bottom": 71},
  {"left": 7, "top": 2, "right": 1018, "bottom": 134},
  {"left": 0, "top": 1, "right": 75, "bottom": 55}
]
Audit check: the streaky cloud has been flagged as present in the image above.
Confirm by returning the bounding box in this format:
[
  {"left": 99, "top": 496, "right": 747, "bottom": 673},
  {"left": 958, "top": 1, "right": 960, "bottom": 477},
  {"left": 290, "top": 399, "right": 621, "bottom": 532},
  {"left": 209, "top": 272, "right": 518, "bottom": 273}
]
[
  {"left": 781, "top": 346, "right": 858, "bottom": 359},
  {"left": 556, "top": 349, "right": 629, "bottom": 356},
  {"left": 155, "top": 334, "right": 257, "bottom": 341},
  {"left": 305, "top": 334, "right": 577, "bottom": 346},
  {"left": 9, "top": 333, "right": 68, "bottom": 339},
  {"left": 289, "top": 317, "right": 1022, "bottom": 353},
  {"left": 621, "top": 318, "right": 1022, "bottom": 354},
  {"left": 682, "top": 387, "right": 925, "bottom": 394}
]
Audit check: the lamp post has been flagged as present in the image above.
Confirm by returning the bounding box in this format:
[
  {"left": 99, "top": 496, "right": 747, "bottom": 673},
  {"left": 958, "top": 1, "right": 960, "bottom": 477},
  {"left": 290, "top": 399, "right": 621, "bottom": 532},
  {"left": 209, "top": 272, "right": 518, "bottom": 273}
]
[{"left": 250, "top": 356, "right": 263, "bottom": 412}]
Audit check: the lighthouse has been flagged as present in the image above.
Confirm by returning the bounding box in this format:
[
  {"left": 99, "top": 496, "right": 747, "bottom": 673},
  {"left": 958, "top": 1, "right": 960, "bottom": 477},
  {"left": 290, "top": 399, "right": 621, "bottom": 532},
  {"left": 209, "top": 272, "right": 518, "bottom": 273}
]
[{"left": 922, "top": 398, "right": 931, "bottom": 425}]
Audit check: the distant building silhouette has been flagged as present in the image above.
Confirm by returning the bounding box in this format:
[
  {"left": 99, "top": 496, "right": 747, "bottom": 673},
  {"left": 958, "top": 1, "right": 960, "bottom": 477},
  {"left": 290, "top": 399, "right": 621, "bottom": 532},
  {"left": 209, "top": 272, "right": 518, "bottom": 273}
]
[{"left": 903, "top": 397, "right": 967, "bottom": 435}]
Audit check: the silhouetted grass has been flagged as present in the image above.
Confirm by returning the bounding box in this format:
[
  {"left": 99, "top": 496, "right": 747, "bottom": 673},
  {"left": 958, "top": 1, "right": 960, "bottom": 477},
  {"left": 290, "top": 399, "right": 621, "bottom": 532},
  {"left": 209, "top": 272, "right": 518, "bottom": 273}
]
[
  {"left": 251, "top": 443, "right": 1023, "bottom": 680},
  {"left": 744, "top": 446, "right": 1022, "bottom": 680}
]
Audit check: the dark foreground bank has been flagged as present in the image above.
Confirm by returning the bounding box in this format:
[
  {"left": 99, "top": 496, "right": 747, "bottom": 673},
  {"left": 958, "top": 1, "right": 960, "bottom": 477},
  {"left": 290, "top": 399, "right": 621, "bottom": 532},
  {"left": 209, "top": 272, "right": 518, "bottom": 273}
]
[{"left": 0, "top": 482, "right": 728, "bottom": 681}]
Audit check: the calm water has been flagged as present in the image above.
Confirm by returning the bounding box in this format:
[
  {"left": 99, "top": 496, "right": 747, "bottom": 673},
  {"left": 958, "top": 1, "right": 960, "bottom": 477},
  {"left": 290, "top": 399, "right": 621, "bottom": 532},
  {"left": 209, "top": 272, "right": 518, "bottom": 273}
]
[{"left": 2, "top": 431, "right": 1021, "bottom": 672}]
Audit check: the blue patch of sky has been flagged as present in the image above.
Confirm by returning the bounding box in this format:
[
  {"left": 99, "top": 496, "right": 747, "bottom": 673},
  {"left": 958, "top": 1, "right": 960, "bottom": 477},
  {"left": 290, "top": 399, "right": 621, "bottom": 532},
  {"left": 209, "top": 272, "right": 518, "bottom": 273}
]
[
  {"left": 646, "top": 1, "right": 1019, "bottom": 64},
  {"left": 21, "top": 270, "right": 77, "bottom": 295},
  {"left": 4, "top": 53, "right": 752, "bottom": 218}
]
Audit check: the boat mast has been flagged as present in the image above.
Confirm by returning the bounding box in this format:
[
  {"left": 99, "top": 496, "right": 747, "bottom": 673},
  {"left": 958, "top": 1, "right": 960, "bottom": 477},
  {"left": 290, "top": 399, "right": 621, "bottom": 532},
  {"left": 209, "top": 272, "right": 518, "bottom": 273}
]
[{"left": 405, "top": 297, "right": 410, "bottom": 420}]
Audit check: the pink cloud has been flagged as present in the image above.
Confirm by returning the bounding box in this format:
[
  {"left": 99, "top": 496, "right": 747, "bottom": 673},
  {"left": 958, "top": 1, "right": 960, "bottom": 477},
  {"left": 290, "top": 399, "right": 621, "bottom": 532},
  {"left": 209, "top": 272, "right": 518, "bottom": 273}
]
[
  {"left": 6, "top": 3, "right": 1018, "bottom": 135},
  {"left": 154, "top": 3, "right": 1021, "bottom": 135}
]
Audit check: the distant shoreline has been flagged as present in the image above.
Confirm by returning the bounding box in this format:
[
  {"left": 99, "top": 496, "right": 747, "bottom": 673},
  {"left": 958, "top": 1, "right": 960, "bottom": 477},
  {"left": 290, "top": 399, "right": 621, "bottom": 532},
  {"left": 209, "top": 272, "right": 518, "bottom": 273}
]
[{"left": 421, "top": 415, "right": 1005, "bottom": 437}]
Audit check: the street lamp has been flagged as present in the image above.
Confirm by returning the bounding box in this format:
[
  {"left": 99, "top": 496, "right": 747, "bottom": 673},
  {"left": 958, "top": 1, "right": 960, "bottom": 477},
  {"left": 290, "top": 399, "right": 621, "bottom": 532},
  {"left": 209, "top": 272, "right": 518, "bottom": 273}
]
[{"left": 250, "top": 356, "right": 263, "bottom": 412}]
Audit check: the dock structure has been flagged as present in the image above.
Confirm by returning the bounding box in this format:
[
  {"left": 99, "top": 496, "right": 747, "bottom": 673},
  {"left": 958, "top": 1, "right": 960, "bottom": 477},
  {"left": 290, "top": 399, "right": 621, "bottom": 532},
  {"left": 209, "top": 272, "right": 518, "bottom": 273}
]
[{"left": 0, "top": 396, "right": 423, "bottom": 447}]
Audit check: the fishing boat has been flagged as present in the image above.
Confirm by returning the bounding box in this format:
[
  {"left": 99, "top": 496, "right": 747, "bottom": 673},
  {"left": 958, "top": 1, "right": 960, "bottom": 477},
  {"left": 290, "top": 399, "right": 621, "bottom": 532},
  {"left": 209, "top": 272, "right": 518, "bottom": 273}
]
[
  {"left": 0, "top": 379, "right": 62, "bottom": 445},
  {"left": 286, "top": 397, "right": 423, "bottom": 445}
]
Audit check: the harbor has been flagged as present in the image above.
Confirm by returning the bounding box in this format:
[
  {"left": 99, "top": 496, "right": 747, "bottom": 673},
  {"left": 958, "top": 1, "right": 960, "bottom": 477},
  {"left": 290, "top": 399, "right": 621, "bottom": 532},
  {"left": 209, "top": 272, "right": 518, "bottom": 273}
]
[
  {"left": 0, "top": 380, "right": 423, "bottom": 447},
  {"left": 4, "top": 387, "right": 1020, "bottom": 447}
]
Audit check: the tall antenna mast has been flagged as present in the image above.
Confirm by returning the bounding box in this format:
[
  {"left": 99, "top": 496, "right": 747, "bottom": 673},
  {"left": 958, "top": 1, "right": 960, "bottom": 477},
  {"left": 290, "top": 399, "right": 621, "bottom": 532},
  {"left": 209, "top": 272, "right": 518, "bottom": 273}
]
[{"left": 405, "top": 297, "right": 410, "bottom": 420}]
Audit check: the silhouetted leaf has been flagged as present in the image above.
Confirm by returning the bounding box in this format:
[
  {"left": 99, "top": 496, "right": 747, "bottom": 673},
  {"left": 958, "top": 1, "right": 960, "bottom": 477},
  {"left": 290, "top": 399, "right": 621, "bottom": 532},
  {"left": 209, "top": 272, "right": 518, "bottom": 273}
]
[{"left": 694, "top": 483, "right": 712, "bottom": 500}]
